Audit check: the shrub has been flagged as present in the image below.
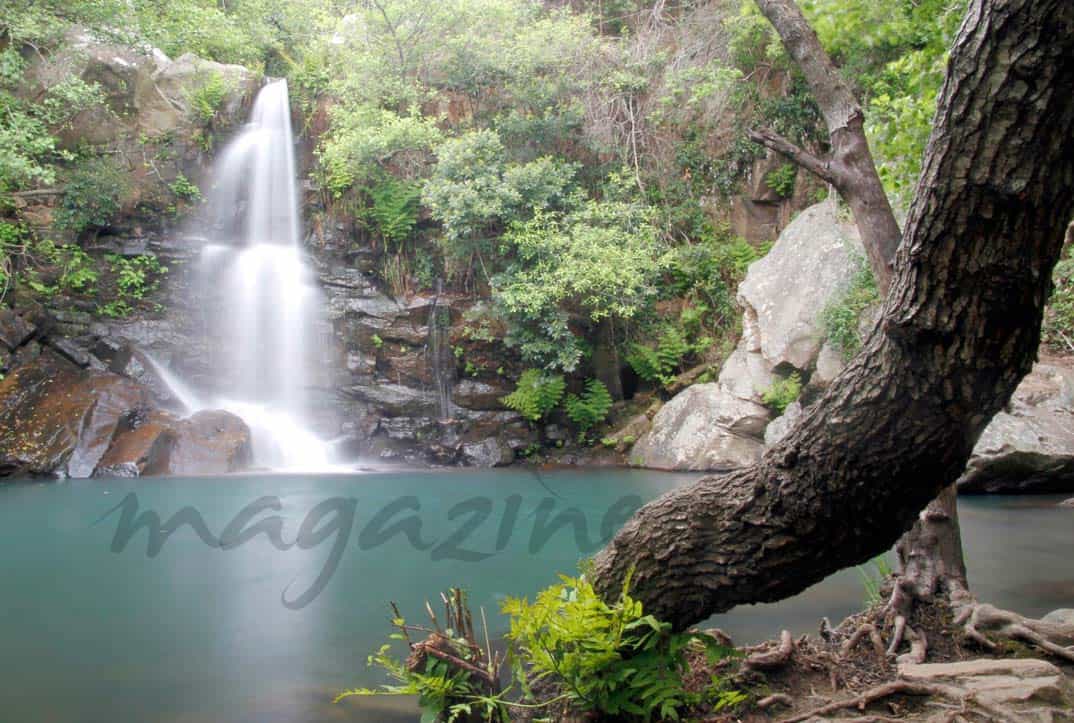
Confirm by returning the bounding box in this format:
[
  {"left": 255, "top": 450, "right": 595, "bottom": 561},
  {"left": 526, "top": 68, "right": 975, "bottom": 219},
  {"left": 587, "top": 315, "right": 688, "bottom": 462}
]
[
  {"left": 188, "top": 71, "right": 229, "bottom": 125},
  {"left": 765, "top": 163, "right": 796, "bottom": 198},
  {"left": 821, "top": 256, "right": 880, "bottom": 359},
  {"left": 54, "top": 156, "right": 129, "bottom": 234},
  {"left": 564, "top": 379, "right": 613, "bottom": 438},
  {"left": 501, "top": 369, "right": 566, "bottom": 422},
  {"left": 503, "top": 573, "right": 743, "bottom": 721},
  {"left": 761, "top": 372, "right": 801, "bottom": 414}
]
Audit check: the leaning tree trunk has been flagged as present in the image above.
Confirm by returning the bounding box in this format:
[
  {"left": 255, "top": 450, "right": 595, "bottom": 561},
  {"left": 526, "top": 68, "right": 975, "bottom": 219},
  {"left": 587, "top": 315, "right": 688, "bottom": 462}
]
[
  {"left": 748, "top": 0, "right": 970, "bottom": 617},
  {"left": 593, "top": 0, "right": 1074, "bottom": 631}
]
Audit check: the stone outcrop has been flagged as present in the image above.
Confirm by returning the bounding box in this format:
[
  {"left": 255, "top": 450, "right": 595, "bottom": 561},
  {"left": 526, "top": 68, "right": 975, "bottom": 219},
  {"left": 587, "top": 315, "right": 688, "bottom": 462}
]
[
  {"left": 958, "top": 360, "right": 1074, "bottom": 494},
  {"left": 633, "top": 201, "right": 862, "bottom": 471}
]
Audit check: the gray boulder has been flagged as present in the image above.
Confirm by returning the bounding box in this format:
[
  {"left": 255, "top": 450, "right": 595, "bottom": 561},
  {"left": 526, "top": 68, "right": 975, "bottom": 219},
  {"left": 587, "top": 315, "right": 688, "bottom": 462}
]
[
  {"left": 737, "top": 201, "right": 863, "bottom": 371},
  {"left": 959, "top": 362, "right": 1074, "bottom": 493},
  {"left": 631, "top": 384, "right": 768, "bottom": 471}
]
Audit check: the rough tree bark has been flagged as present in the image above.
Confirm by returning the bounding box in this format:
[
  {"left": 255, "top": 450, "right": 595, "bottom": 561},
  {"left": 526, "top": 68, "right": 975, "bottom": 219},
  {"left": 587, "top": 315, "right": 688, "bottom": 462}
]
[
  {"left": 747, "top": 0, "right": 900, "bottom": 294},
  {"left": 593, "top": 0, "right": 1074, "bottom": 633},
  {"left": 749, "top": 0, "right": 971, "bottom": 646}
]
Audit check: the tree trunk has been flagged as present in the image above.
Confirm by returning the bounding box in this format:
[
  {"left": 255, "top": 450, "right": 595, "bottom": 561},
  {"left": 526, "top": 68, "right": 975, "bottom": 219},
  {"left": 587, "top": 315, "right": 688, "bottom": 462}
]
[
  {"left": 593, "top": 0, "right": 1074, "bottom": 631},
  {"left": 750, "top": 0, "right": 971, "bottom": 600},
  {"left": 748, "top": 0, "right": 901, "bottom": 294}
]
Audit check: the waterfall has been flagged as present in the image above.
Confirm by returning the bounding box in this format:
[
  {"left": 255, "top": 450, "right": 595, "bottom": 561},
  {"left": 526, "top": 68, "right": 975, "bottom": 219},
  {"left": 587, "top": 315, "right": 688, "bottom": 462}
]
[{"left": 159, "top": 79, "right": 336, "bottom": 470}]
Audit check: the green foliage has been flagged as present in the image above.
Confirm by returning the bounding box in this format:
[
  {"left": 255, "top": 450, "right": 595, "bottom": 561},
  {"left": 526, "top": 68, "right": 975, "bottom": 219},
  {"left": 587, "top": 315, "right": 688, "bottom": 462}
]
[
  {"left": 821, "top": 256, "right": 880, "bottom": 360},
  {"left": 564, "top": 379, "right": 613, "bottom": 438},
  {"left": 761, "top": 372, "right": 802, "bottom": 414},
  {"left": 367, "top": 177, "right": 421, "bottom": 250},
  {"left": 337, "top": 590, "right": 508, "bottom": 723},
  {"left": 1044, "top": 253, "right": 1074, "bottom": 351},
  {"left": 857, "top": 553, "right": 894, "bottom": 607},
  {"left": 626, "top": 327, "right": 692, "bottom": 389},
  {"left": 503, "top": 573, "right": 741, "bottom": 721},
  {"left": 188, "top": 71, "right": 230, "bottom": 125},
  {"left": 764, "top": 163, "right": 797, "bottom": 198},
  {"left": 169, "top": 173, "right": 202, "bottom": 202},
  {"left": 501, "top": 369, "right": 565, "bottom": 422},
  {"left": 54, "top": 156, "right": 129, "bottom": 234}
]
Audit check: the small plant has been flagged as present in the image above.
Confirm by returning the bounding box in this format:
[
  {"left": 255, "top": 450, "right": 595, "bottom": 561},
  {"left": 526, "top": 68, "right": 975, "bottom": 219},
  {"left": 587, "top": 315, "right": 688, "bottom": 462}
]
[
  {"left": 765, "top": 163, "right": 797, "bottom": 198},
  {"left": 857, "top": 554, "right": 894, "bottom": 607},
  {"left": 822, "top": 256, "right": 880, "bottom": 359},
  {"left": 501, "top": 369, "right": 565, "bottom": 422},
  {"left": 564, "top": 379, "right": 614, "bottom": 439},
  {"left": 189, "top": 71, "right": 229, "bottom": 125},
  {"left": 337, "top": 589, "right": 508, "bottom": 722},
  {"left": 169, "top": 173, "right": 202, "bottom": 203},
  {"left": 503, "top": 572, "right": 742, "bottom": 721},
  {"left": 761, "top": 372, "right": 801, "bottom": 414}
]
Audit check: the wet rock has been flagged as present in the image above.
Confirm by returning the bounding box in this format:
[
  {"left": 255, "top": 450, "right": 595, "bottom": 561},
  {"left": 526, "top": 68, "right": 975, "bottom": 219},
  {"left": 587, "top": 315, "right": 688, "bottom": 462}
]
[
  {"left": 631, "top": 384, "right": 768, "bottom": 471},
  {"left": 959, "top": 362, "right": 1074, "bottom": 494},
  {"left": 346, "top": 381, "right": 440, "bottom": 417},
  {"left": 150, "top": 410, "right": 252, "bottom": 476},
  {"left": 737, "top": 201, "right": 863, "bottom": 371},
  {"left": 0, "top": 352, "right": 150, "bottom": 477},
  {"left": 452, "top": 379, "right": 509, "bottom": 411},
  {"left": 461, "top": 438, "right": 514, "bottom": 467},
  {"left": 0, "top": 308, "right": 36, "bottom": 351}
]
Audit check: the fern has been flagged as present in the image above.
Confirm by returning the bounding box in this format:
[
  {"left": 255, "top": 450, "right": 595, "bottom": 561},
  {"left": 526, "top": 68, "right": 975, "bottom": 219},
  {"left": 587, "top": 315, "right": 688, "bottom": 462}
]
[
  {"left": 627, "top": 327, "right": 693, "bottom": 388},
  {"left": 564, "top": 379, "right": 613, "bottom": 438},
  {"left": 369, "top": 178, "right": 421, "bottom": 250},
  {"left": 501, "top": 369, "right": 565, "bottom": 422}
]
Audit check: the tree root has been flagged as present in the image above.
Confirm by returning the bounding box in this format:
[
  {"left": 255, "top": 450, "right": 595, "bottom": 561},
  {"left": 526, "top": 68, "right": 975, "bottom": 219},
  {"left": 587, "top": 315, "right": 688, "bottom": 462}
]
[
  {"left": 955, "top": 600, "right": 1074, "bottom": 663},
  {"left": 777, "top": 679, "right": 1014, "bottom": 723},
  {"left": 746, "top": 629, "right": 795, "bottom": 670}
]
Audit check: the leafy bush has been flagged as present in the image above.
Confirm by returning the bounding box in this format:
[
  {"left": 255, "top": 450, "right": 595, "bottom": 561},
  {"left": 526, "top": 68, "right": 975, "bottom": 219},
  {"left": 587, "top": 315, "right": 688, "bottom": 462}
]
[
  {"left": 501, "top": 369, "right": 566, "bottom": 422},
  {"left": 564, "top": 379, "right": 613, "bottom": 438},
  {"left": 821, "top": 256, "right": 880, "bottom": 359},
  {"left": 1044, "top": 254, "right": 1074, "bottom": 351},
  {"left": 761, "top": 372, "right": 801, "bottom": 414},
  {"left": 54, "top": 156, "right": 129, "bottom": 234},
  {"left": 764, "top": 163, "right": 797, "bottom": 198},
  {"left": 503, "top": 573, "right": 743, "bottom": 721}
]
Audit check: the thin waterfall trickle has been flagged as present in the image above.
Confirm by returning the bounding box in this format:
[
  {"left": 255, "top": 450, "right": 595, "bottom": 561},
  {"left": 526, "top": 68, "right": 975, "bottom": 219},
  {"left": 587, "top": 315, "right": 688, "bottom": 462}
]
[
  {"left": 427, "top": 279, "right": 455, "bottom": 420},
  {"left": 155, "top": 79, "right": 335, "bottom": 470}
]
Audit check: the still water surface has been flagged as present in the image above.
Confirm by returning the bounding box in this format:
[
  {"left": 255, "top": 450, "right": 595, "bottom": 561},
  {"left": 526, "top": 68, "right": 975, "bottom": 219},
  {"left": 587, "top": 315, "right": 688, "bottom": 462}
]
[{"left": 0, "top": 469, "right": 1070, "bottom": 722}]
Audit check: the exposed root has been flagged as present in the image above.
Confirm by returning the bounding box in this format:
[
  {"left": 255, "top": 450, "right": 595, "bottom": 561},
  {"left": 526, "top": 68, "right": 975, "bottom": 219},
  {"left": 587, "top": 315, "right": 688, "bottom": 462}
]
[
  {"left": 956, "top": 601, "right": 1074, "bottom": 663},
  {"left": 746, "top": 629, "right": 795, "bottom": 670},
  {"left": 841, "top": 623, "right": 887, "bottom": 662},
  {"left": 777, "top": 679, "right": 1013, "bottom": 723}
]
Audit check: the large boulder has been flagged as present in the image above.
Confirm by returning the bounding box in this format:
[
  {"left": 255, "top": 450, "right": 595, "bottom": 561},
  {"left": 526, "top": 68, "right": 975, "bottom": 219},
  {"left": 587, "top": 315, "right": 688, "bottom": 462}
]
[
  {"left": 631, "top": 384, "right": 769, "bottom": 471},
  {"left": 959, "top": 361, "right": 1074, "bottom": 493},
  {"left": 0, "top": 352, "right": 150, "bottom": 477},
  {"left": 633, "top": 201, "right": 860, "bottom": 471},
  {"left": 737, "top": 201, "right": 863, "bottom": 372}
]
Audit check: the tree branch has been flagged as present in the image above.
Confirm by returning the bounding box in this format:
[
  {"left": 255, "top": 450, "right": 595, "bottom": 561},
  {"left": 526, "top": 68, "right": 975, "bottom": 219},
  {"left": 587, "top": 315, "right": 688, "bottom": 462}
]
[{"left": 746, "top": 128, "right": 843, "bottom": 187}]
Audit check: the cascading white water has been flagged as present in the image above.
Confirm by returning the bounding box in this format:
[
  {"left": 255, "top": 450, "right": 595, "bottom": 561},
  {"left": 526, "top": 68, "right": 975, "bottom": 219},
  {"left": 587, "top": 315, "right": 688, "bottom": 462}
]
[{"left": 158, "top": 79, "right": 336, "bottom": 470}]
